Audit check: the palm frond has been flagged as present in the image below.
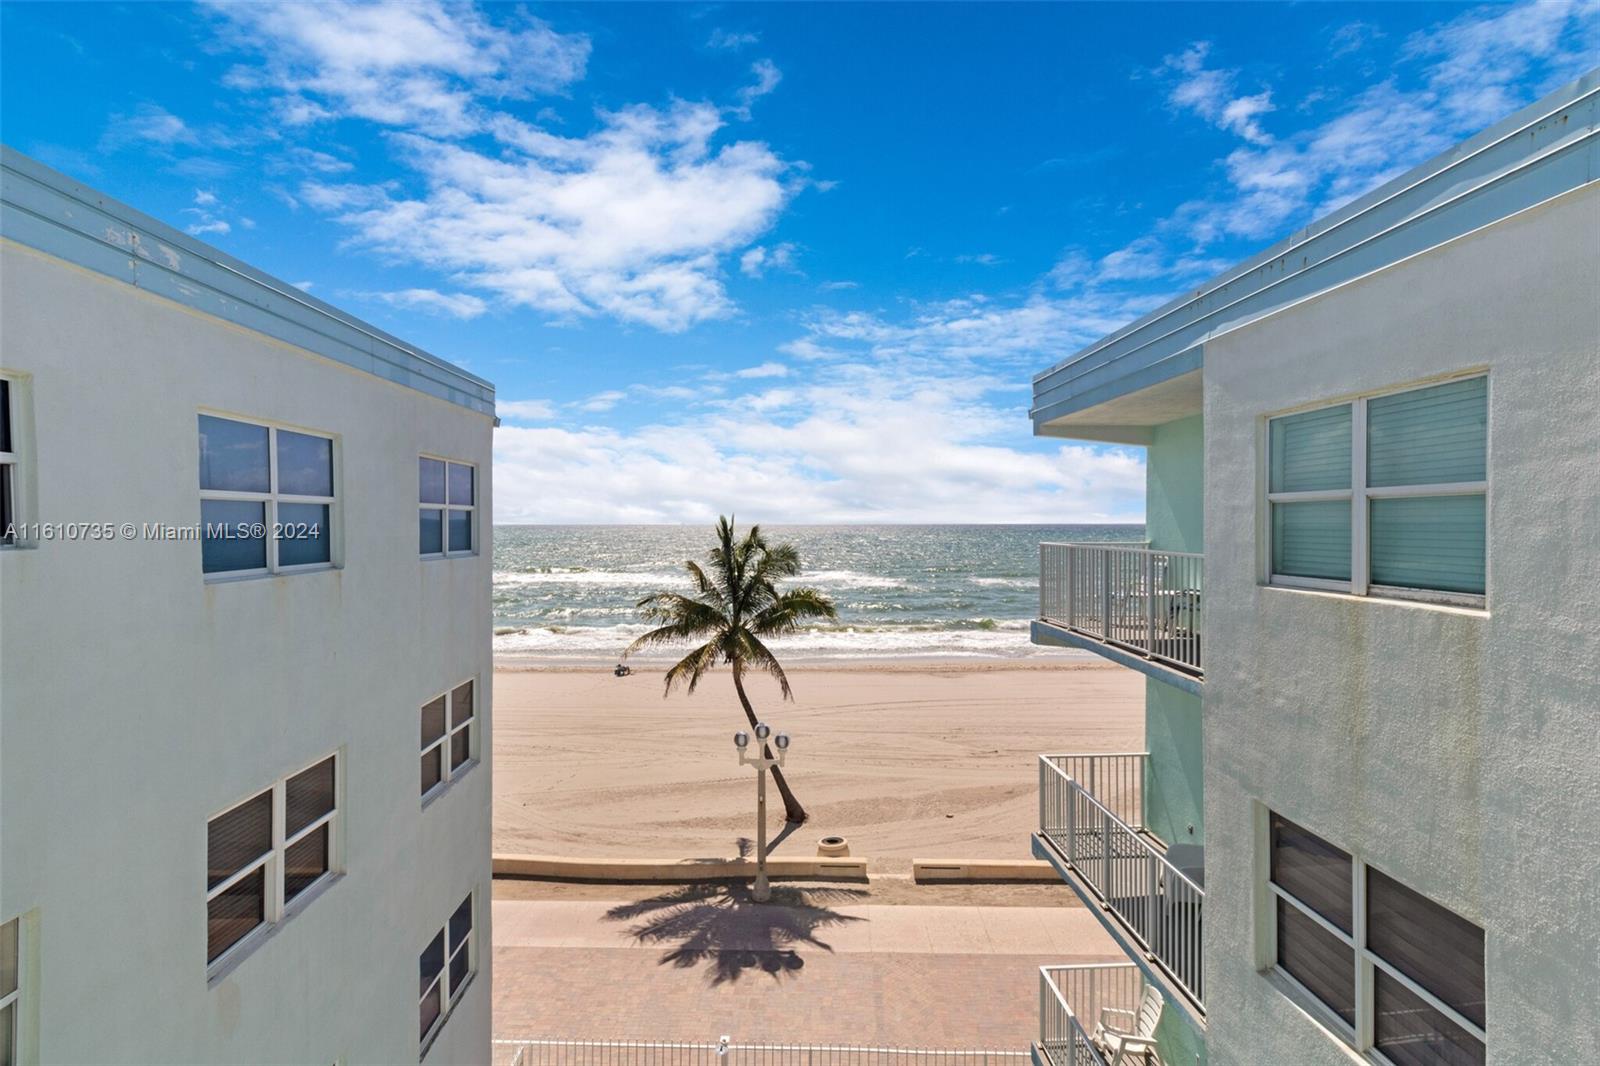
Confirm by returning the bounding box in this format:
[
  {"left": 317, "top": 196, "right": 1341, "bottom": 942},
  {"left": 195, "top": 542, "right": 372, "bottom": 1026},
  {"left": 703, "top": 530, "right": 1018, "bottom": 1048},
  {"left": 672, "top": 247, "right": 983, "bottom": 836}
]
[
  {"left": 662, "top": 640, "right": 721, "bottom": 696},
  {"left": 752, "top": 543, "right": 801, "bottom": 583},
  {"left": 748, "top": 587, "right": 839, "bottom": 638},
  {"left": 712, "top": 516, "right": 739, "bottom": 604},
  {"left": 634, "top": 591, "right": 727, "bottom": 629},
  {"left": 683, "top": 560, "right": 726, "bottom": 607},
  {"left": 625, "top": 596, "right": 727, "bottom": 658},
  {"left": 737, "top": 630, "right": 793, "bottom": 701}
]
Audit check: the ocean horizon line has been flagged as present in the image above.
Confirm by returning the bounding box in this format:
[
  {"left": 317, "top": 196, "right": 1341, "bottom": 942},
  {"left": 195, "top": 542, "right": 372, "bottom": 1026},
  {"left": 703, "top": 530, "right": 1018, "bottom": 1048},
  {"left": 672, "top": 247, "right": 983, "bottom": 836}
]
[{"left": 491, "top": 523, "right": 1144, "bottom": 661}]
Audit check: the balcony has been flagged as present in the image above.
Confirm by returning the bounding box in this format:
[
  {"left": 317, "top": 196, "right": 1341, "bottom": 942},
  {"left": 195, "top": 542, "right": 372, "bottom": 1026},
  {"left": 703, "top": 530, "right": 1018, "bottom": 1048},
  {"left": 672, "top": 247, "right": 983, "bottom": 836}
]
[
  {"left": 1037, "top": 544, "right": 1202, "bottom": 685},
  {"left": 1036, "top": 963, "right": 1155, "bottom": 1066},
  {"left": 1035, "top": 755, "right": 1204, "bottom": 1020}
]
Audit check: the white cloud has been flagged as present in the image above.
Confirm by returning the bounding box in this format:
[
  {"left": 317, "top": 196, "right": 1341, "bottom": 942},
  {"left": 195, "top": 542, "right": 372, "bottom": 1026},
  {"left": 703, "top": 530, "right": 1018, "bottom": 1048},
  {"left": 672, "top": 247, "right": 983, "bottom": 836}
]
[
  {"left": 282, "top": 147, "right": 354, "bottom": 174},
  {"left": 493, "top": 377, "right": 1146, "bottom": 524},
  {"left": 779, "top": 338, "right": 846, "bottom": 361},
  {"left": 577, "top": 390, "right": 627, "bottom": 412},
  {"left": 496, "top": 399, "right": 557, "bottom": 422},
  {"left": 733, "top": 59, "right": 782, "bottom": 119},
  {"left": 735, "top": 362, "right": 789, "bottom": 379},
  {"left": 739, "top": 241, "right": 798, "bottom": 277},
  {"left": 798, "top": 290, "right": 1166, "bottom": 366},
  {"left": 208, "top": 0, "right": 590, "bottom": 136},
  {"left": 1405, "top": 0, "right": 1599, "bottom": 127},
  {"left": 1156, "top": 1, "right": 1598, "bottom": 247},
  {"left": 183, "top": 188, "right": 235, "bottom": 238},
  {"left": 289, "top": 96, "right": 792, "bottom": 331},
  {"left": 1218, "top": 91, "right": 1275, "bottom": 145},
  {"left": 708, "top": 28, "right": 760, "bottom": 51},
  {"left": 363, "top": 288, "right": 489, "bottom": 319},
  {"left": 100, "top": 104, "right": 198, "bottom": 150},
  {"left": 635, "top": 384, "right": 703, "bottom": 401},
  {"left": 1161, "top": 43, "right": 1275, "bottom": 145},
  {"left": 1086, "top": 236, "right": 1231, "bottom": 285},
  {"left": 292, "top": 281, "right": 315, "bottom": 291},
  {"left": 1328, "top": 21, "right": 1384, "bottom": 61}
]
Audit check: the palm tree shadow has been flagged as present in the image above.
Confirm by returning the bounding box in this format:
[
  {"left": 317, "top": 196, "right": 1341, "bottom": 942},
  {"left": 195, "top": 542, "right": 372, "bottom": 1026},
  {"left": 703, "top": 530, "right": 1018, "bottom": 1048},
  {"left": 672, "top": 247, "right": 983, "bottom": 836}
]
[{"left": 602, "top": 880, "right": 868, "bottom": 985}]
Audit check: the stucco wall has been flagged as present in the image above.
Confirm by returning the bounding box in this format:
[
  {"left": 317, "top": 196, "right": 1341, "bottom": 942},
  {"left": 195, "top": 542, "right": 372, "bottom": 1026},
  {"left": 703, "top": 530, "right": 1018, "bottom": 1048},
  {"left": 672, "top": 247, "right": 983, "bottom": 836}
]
[
  {"left": 1145, "top": 681, "right": 1204, "bottom": 851},
  {"left": 1145, "top": 414, "right": 1204, "bottom": 555},
  {"left": 1201, "top": 183, "right": 1600, "bottom": 1064},
  {"left": 0, "top": 241, "right": 495, "bottom": 1065},
  {"left": 1143, "top": 414, "right": 1206, "bottom": 854}
]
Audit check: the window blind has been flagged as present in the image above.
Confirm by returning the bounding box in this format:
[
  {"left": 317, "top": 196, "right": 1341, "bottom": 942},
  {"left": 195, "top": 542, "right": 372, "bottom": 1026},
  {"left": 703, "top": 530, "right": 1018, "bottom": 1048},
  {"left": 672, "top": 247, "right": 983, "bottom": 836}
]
[
  {"left": 1367, "top": 869, "right": 1485, "bottom": 1028},
  {"left": 1270, "top": 405, "right": 1352, "bottom": 492},
  {"left": 1370, "top": 496, "right": 1486, "bottom": 594},
  {"left": 1273, "top": 500, "right": 1352, "bottom": 581},
  {"left": 1278, "top": 900, "right": 1356, "bottom": 1027},
  {"left": 1367, "top": 377, "right": 1487, "bottom": 487},
  {"left": 1375, "top": 972, "right": 1486, "bottom": 1066}
]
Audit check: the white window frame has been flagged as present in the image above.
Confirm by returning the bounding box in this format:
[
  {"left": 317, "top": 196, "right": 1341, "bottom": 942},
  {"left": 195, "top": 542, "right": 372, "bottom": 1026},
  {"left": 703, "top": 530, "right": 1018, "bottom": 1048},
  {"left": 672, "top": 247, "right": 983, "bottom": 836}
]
[
  {"left": 1265, "top": 373, "right": 1488, "bottom": 608},
  {"left": 421, "top": 680, "right": 477, "bottom": 802},
  {"left": 1262, "top": 816, "right": 1486, "bottom": 1064},
  {"left": 0, "top": 373, "right": 22, "bottom": 548},
  {"left": 1, "top": 914, "right": 21, "bottom": 1066},
  {"left": 419, "top": 455, "right": 476, "bottom": 559},
  {"left": 200, "top": 411, "right": 339, "bottom": 581},
  {"left": 205, "top": 752, "right": 343, "bottom": 977},
  {"left": 419, "top": 890, "right": 476, "bottom": 1056}
]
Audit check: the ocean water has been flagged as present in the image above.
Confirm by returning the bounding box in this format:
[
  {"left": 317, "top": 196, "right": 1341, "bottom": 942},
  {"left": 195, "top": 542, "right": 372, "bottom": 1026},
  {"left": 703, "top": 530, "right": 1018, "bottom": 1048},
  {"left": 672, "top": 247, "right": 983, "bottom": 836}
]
[{"left": 493, "top": 524, "right": 1144, "bottom": 661}]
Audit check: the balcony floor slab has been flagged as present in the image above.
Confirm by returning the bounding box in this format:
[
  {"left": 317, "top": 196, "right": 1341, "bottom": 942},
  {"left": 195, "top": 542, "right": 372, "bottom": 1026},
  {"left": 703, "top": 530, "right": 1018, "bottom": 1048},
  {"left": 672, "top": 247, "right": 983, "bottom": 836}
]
[{"left": 1031, "top": 620, "right": 1201, "bottom": 695}]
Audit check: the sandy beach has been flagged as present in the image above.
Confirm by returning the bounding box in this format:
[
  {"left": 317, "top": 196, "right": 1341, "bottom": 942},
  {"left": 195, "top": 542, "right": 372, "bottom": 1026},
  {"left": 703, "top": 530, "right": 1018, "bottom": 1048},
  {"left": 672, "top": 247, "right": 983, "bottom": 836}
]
[{"left": 493, "top": 660, "right": 1142, "bottom": 873}]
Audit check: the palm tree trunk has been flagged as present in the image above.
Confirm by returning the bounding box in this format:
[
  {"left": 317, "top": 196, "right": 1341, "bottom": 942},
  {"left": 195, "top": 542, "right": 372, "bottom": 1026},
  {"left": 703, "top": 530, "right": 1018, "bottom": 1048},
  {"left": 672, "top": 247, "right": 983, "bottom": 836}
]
[{"left": 732, "top": 664, "right": 807, "bottom": 825}]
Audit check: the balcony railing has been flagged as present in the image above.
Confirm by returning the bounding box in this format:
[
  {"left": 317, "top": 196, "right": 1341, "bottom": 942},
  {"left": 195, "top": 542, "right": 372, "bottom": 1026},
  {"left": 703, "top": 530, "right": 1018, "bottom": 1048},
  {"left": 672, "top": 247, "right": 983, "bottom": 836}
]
[
  {"left": 1039, "top": 543, "right": 1202, "bottom": 677},
  {"left": 1041, "top": 753, "right": 1148, "bottom": 832},
  {"left": 1039, "top": 756, "right": 1204, "bottom": 1011},
  {"left": 1038, "top": 963, "right": 1147, "bottom": 1066}
]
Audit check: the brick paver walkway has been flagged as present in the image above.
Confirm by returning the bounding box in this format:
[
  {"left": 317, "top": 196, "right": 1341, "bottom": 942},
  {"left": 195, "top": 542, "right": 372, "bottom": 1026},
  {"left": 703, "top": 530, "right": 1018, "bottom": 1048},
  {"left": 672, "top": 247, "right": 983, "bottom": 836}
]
[{"left": 492, "top": 891, "right": 1122, "bottom": 1048}]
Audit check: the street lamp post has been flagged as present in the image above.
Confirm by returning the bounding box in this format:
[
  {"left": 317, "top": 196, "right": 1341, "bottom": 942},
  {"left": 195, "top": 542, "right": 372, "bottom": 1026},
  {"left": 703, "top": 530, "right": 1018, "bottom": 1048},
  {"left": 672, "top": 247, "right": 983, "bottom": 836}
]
[{"left": 734, "top": 722, "right": 791, "bottom": 903}]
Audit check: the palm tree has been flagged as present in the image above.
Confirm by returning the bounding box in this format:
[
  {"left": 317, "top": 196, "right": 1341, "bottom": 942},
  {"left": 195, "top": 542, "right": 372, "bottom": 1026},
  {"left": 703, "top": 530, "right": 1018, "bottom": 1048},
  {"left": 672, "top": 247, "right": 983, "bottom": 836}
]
[{"left": 626, "top": 517, "right": 837, "bottom": 825}]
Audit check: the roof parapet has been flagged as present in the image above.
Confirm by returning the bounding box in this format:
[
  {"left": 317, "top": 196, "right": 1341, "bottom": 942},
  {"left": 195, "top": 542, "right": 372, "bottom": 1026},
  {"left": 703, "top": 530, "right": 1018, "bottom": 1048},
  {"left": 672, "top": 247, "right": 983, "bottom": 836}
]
[
  {"left": 1032, "top": 69, "right": 1599, "bottom": 434},
  {"left": 0, "top": 146, "right": 495, "bottom": 416}
]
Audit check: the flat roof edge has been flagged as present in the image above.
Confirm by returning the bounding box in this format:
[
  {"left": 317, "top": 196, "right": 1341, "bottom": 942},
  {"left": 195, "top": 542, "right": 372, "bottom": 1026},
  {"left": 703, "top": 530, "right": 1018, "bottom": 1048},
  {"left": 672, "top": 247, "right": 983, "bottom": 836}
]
[
  {"left": 1032, "top": 69, "right": 1600, "bottom": 405},
  {"left": 0, "top": 146, "right": 495, "bottom": 416}
]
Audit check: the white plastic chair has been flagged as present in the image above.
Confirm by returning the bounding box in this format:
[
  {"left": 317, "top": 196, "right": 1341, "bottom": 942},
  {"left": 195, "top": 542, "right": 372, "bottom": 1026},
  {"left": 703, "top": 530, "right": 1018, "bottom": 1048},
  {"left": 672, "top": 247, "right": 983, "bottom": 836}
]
[{"left": 1092, "top": 983, "right": 1164, "bottom": 1065}]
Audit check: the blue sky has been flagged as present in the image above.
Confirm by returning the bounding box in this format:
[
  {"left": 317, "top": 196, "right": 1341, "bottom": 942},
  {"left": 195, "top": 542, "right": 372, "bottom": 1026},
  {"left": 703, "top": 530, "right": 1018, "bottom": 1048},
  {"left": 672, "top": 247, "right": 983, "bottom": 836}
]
[{"left": 3, "top": 1, "right": 1595, "bottom": 523}]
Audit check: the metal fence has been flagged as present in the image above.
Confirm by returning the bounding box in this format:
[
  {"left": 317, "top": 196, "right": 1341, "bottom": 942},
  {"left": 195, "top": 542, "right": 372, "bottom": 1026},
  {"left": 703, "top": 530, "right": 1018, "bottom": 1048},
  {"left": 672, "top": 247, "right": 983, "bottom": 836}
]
[
  {"left": 1037, "top": 964, "right": 1144, "bottom": 1066},
  {"left": 500, "top": 1041, "right": 1031, "bottom": 1066},
  {"left": 1038, "top": 543, "right": 1203, "bottom": 676},
  {"left": 1039, "top": 757, "right": 1204, "bottom": 1010}
]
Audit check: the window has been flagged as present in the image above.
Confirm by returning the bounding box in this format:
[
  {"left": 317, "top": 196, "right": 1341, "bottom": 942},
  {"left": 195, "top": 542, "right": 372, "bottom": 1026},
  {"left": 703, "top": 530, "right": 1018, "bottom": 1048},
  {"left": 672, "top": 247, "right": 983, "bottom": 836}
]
[
  {"left": 419, "top": 457, "right": 475, "bottom": 557},
  {"left": 206, "top": 755, "right": 339, "bottom": 968},
  {"left": 419, "top": 893, "right": 474, "bottom": 1050},
  {"left": 1267, "top": 812, "right": 1485, "bottom": 1064},
  {"left": 1, "top": 378, "right": 17, "bottom": 546},
  {"left": 1267, "top": 376, "right": 1487, "bottom": 604},
  {"left": 421, "top": 680, "right": 476, "bottom": 798},
  {"left": 199, "top": 414, "right": 336, "bottom": 576},
  {"left": 1, "top": 917, "right": 17, "bottom": 1066}
]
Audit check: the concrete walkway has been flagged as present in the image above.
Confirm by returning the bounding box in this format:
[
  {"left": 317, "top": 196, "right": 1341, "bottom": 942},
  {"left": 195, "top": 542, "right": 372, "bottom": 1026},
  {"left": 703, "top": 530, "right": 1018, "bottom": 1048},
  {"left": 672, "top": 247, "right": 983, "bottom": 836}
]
[
  {"left": 492, "top": 889, "right": 1122, "bottom": 1048},
  {"left": 495, "top": 899, "right": 1113, "bottom": 956}
]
